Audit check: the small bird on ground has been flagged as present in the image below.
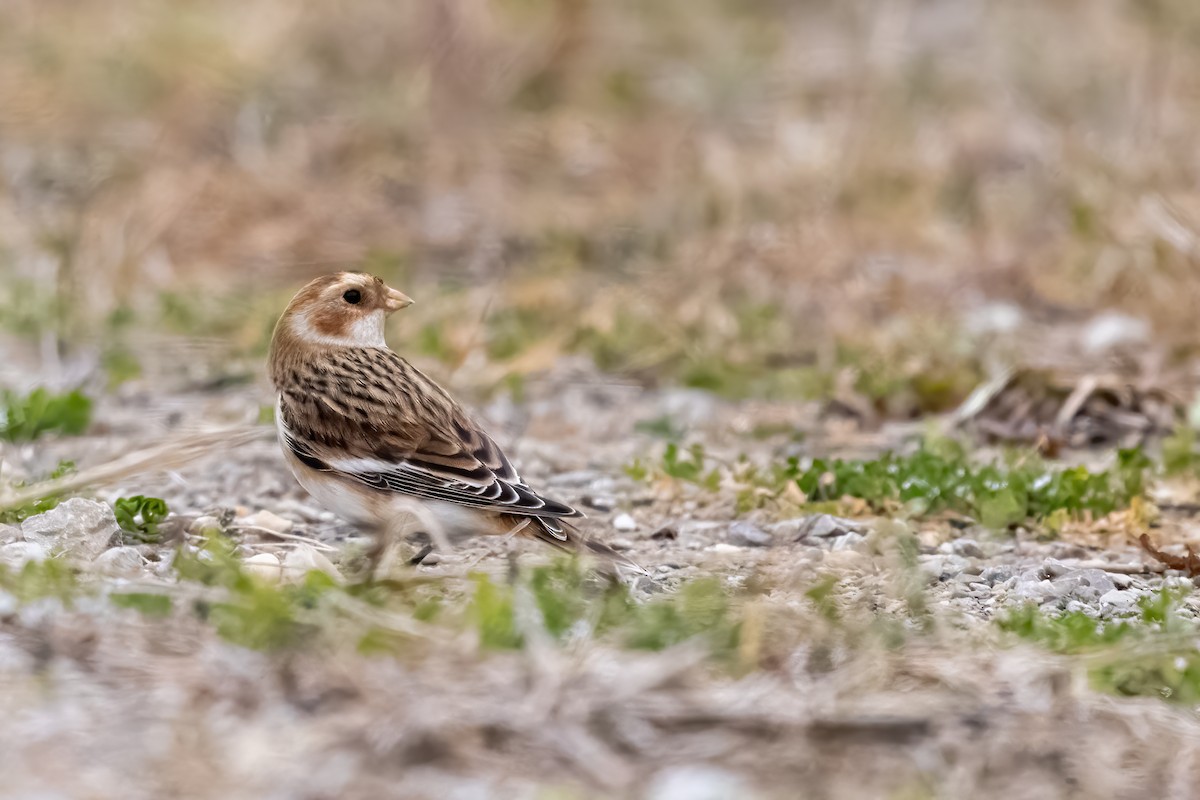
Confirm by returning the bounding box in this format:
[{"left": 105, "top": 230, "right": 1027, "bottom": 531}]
[{"left": 268, "top": 271, "right": 639, "bottom": 572}]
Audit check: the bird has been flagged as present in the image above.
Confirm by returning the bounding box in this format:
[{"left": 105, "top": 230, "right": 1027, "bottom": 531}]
[{"left": 268, "top": 271, "right": 641, "bottom": 573}]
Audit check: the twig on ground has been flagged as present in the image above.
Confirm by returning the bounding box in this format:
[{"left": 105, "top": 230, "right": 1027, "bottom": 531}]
[{"left": 1139, "top": 534, "right": 1200, "bottom": 576}]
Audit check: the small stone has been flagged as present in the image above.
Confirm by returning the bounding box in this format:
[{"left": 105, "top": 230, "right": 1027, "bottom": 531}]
[
  {"left": 613, "top": 513, "right": 638, "bottom": 532},
  {"left": 995, "top": 576, "right": 1018, "bottom": 591},
  {"left": 778, "top": 514, "right": 864, "bottom": 543},
  {"left": 1012, "top": 578, "right": 1060, "bottom": 604},
  {"left": 950, "top": 583, "right": 976, "bottom": 599},
  {"left": 678, "top": 521, "right": 723, "bottom": 540},
  {"left": 1051, "top": 569, "right": 1117, "bottom": 603},
  {"left": 609, "top": 537, "right": 634, "bottom": 551},
  {"left": 0, "top": 541, "right": 46, "bottom": 569},
  {"left": 1039, "top": 558, "right": 1071, "bottom": 579},
  {"left": 919, "top": 554, "right": 970, "bottom": 582},
  {"left": 917, "top": 530, "right": 944, "bottom": 551},
  {"left": 981, "top": 565, "right": 1015, "bottom": 585},
  {"left": 188, "top": 515, "right": 225, "bottom": 536},
  {"left": 648, "top": 766, "right": 752, "bottom": 800},
  {"left": 241, "top": 510, "right": 294, "bottom": 534},
  {"left": 92, "top": 546, "right": 145, "bottom": 577},
  {"left": 1064, "top": 600, "right": 1097, "bottom": 616},
  {"left": 419, "top": 552, "right": 442, "bottom": 566},
  {"left": 1081, "top": 311, "right": 1149, "bottom": 354},
  {"left": 727, "top": 522, "right": 772, "bottom": 548},
  {"left": 282, "top": 545, "right": 341, "bottom": 583},
  {"left": 830, "top": 532, "right": 866, "bottom": 551},
  {"left": 243, "top": 553, "right": 283, "bottom": 582},
  {"left": 1099, "top": 588, "right": 1137, "bottom": 609},
  {"left": 706, "top": 543, "right": 742, "bottom": 554},
  {"left": 1050, "top": 543, "right": 1091, "bottom": 560},
  {"left": 950, "top": 538, "right": 985, "bottom": 559},
  {"left": 1107, "top": 572, "right": 1133, "bottom": 590},
  {"left": 0, "top": 524, "right": 21, "bottom": 544},
  {"left": 581, "top": 495, "right": 617, "bottom": 512},
  {"left": 634, "top": 575, "right": 664, "bottom": 593},
  {"left": 270, "top": 500, "right": 326, "bottom": 521},
  {"left": 21, "top": 499, "right": 119, "bottom": 560}
]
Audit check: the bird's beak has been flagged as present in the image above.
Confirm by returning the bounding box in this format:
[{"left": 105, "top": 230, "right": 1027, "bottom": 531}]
[{"left": 384, "top": 287, "right": 414, "bottom": 312}]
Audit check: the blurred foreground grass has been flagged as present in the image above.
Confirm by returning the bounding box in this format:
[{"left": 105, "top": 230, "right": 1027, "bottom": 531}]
[{"left": 6, "top": 535, "right": 1200, "bottom": 708}]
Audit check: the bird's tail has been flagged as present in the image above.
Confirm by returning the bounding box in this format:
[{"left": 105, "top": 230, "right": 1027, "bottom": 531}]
[{"left": 527, "top": 516, "right": 648, "bottom": 576}]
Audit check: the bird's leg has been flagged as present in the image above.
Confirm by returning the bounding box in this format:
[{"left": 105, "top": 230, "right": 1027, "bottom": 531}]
[
  {"left": 366, "top": 500, "right": 453, "bottom": 580},
  {"left": 409, "top": 543, "right": 434, "bottom": 565}
]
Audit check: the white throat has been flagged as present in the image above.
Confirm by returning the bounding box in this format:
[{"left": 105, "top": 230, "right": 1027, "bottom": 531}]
[{"left": 291, "top": 309, "right": 388, "bottom": 348}]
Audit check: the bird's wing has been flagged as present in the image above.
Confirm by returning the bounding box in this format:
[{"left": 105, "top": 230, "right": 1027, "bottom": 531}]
[{"left": 276, "top": 347, "right": 580, "bottom": 532}]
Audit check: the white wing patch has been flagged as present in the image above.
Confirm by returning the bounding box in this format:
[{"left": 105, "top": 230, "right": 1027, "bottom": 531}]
[{"left": 328, "top": 456, "right": 501, "bottom": 490}]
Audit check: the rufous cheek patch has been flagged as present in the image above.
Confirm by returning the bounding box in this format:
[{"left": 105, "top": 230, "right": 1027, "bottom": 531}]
[{"left": 309, "top": 305, "right": 349, "bottom": 337}]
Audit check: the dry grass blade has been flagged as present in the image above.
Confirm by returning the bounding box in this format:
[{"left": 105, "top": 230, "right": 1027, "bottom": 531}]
[
  {"left": 232, "top": 525, "right": 339, "bottom": 551},
  {"left": 0, "top": 426, "right": 266, "bottom": 512}
]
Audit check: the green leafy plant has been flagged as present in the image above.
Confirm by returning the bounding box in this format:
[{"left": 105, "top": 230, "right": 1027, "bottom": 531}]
[
  {"left": 790, "top": 445, "right": 1150, "bottom": 527},
  {"left": 110, "top": 592, "right": 173, "bottom": 617},
  {"left": 1162, "top": 424, "right": 1200, "bottom": 475},
  {"left": 0, "top": 388, "right": 93, "bottom": 442},
  {"left": 0, "top": 558, "right": 80, "bottom": 605},
  {"left": 113, "top": 495, "right": 170, "bottom": 543},
  {"left": 625, "top": 443, "right": 721, "bottom": 491},
  {"left": 627, "top": 439, "right": 1151, "bottom": 527},
  {"left": 469, "top": 573, "right": 523, "bottom": 649}
]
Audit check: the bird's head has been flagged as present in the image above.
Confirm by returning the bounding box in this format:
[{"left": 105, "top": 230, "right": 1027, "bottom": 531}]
[{"left": 275, "top": 272, "right": 413, "bottom": 349}]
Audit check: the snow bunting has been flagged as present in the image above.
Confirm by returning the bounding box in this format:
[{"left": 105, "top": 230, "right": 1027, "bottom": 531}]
[{"left": 269, "top": 272, "right": 639, "bottom": 571}]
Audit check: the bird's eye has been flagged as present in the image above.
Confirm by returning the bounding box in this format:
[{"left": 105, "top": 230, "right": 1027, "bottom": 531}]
[{"left": 343, "top": 289, "right": 362, "bottom": 305}]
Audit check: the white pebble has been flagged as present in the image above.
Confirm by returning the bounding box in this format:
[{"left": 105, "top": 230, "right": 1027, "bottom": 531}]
[
  {"left": 282, "top": 545, "right": 342, "bottom": 583},
  {"left": 243, "top": 552, "right": 283, "bottom": 582},
  {"left": 188, "top": 515, "right": 224, "bottom": 536},
  {"left": 613, "top": 513, "right": 638, "bottom": 532},
  {"left": 240, "top": 510, "right": 294, "bottom": 534},
  {"left": 648, "top": 766, "right": 752, "bottom": 800},
  {"left": 92, "top": 546, "right": 145, "bottom": 577},
  {"left": 1099, "top": 588, "right": 1137, "bottom": 609}
]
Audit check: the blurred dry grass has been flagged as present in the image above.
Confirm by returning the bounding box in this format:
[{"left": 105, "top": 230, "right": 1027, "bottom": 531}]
[{"left": 3, "top": 0, "right": 1200, "bottom": 398}]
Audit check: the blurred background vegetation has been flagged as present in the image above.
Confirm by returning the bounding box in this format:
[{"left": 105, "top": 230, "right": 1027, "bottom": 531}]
[{"left": 3, "top": 0, "right": 1200, "bottom": 414}]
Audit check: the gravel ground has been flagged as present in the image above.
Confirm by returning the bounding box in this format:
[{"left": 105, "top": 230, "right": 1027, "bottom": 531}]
[{"left": 3, "top": 366, "right": 1200, "bottom": 799}]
